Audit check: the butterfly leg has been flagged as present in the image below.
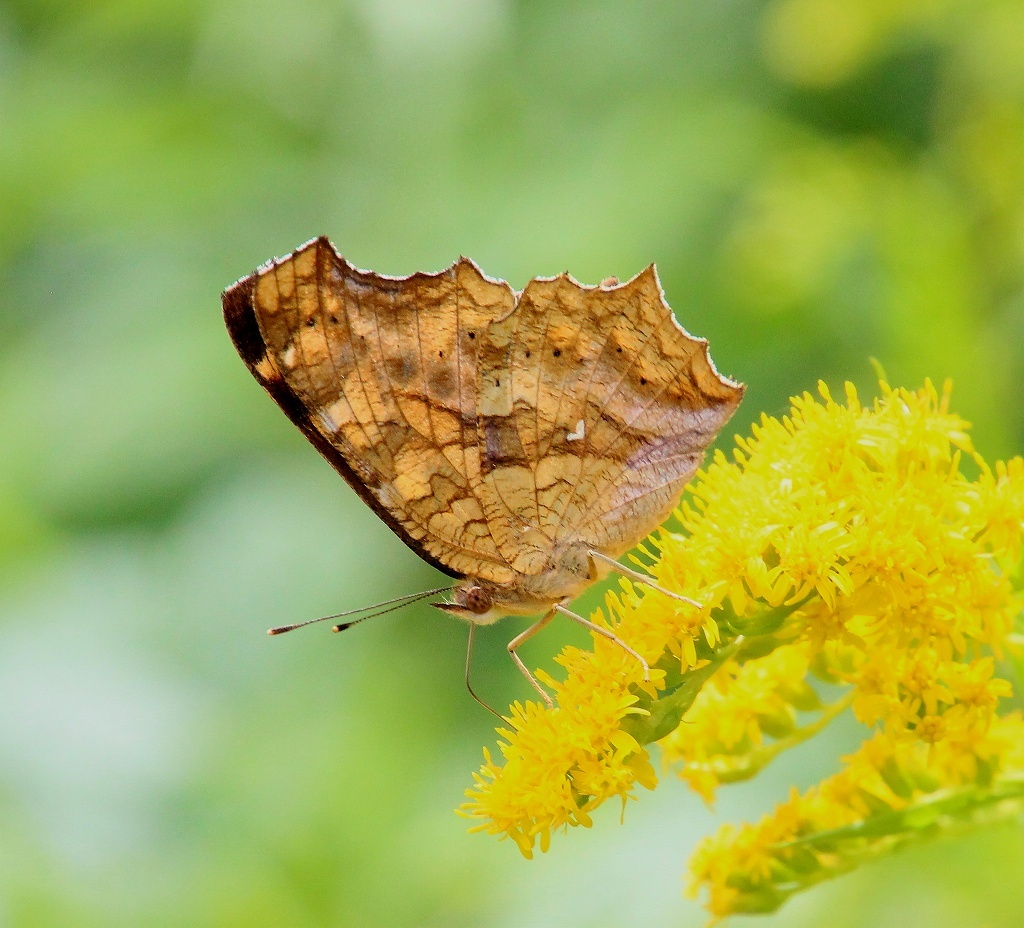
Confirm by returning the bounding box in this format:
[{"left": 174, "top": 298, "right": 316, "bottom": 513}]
[
  {"left": 507, "top": 609, "right": 559, "bottom": 707},
  {"left": 464, "top": 624, "right": 507, "bottom": 721},
  {"left": 588, "top": 549, "right": 702, "bottom": 608},
  {"left": 553, "top": 601, "right": 650, "bottom": 682}
]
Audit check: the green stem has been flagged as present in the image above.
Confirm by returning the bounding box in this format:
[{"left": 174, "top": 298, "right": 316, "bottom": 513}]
[
  {"left": 776, "top": 775, "right": 1024, "bottom": 851},
  {"left": 719, "top": 776, "right": 1024, "bottom": 915},
  {"left": 621, "top": 598, "right": 815, "bottom": 746}
]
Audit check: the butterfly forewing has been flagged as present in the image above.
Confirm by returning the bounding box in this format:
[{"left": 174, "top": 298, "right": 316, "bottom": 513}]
[{"left": 224, "top": 238, "right": 519, "bottom": 583}]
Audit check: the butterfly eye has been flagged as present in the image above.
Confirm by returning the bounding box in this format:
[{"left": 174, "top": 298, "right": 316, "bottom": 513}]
[{"left": 462, "top": 585, "right": 492, "bottom": 615}]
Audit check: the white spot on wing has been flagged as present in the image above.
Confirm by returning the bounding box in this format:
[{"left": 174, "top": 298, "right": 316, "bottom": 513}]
[
  {"left": 316, "top": 408, "right": 337, "bottom": 434},
  {"left": 566, "top": 419, "right": 585, "bottom": 442}
]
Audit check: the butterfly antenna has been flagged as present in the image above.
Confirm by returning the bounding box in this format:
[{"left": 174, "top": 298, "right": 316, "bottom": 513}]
[
  {"left": 267, "top": 587, "right": 451, "bottom": 636},
  {"left": 331, "top": 591, "right": 442, "bottom": 632}
]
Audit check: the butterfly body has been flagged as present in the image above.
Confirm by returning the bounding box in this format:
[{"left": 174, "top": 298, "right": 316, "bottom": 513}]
[{"left": 440, "top": 539, "right": 611, "bottom": 624}]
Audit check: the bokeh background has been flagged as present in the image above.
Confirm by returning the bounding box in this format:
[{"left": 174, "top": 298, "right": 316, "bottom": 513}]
[{"left": 2, "top": 1, "right": 1024, "bottom": 925}]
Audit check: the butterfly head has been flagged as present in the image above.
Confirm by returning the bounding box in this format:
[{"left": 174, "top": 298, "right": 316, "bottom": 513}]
[{"left": 433, "top": 580, "right": 512, "bottom": 626}]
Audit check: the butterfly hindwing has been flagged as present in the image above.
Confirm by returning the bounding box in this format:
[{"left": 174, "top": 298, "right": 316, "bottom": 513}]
[{"left": 476, "top": 269, "right": 743, "bottom": 563}]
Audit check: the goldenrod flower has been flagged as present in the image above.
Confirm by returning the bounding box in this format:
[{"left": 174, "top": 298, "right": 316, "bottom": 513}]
[{"left": 460, "top": 381, "right": 1024, "bottom": 916}]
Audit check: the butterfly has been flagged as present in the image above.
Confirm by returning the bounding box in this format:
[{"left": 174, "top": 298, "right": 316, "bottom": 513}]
[{"left": 223, "top": 237, "right": 743, "bottom": 711}]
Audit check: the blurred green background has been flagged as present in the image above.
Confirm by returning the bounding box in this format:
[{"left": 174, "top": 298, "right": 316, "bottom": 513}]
[{"left": 2, "top": 1, "right": 1023, "bottom": 925}]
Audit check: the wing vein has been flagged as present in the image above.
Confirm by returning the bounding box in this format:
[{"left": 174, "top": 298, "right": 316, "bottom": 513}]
[
  {"left": 540, "top": 288, "right": 589, "bottom": 463},
  {"left": 555, "top": 309, "right": 663, "bottom": 538},
  {"left": 332, "top": 259, "right": 394, "bottom": 475},
  {"left": 572, "top": 325, "right": 706, "bottom": 533}
]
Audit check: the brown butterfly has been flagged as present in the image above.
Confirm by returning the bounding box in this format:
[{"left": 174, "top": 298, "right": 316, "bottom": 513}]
[{"left": 223, "top": 237, "right": 743, "bottom": 711}]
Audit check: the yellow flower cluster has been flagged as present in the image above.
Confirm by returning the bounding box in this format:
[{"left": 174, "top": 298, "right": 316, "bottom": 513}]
[
  {"left": 688, "top": 717, "right": 1024, "bottom": 917},
  {"left": 460, "top": 599, "right": 671, "bottom": 857},
  {"left": 461, "top": 381, "right": 1024, "bottom": 915}
]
